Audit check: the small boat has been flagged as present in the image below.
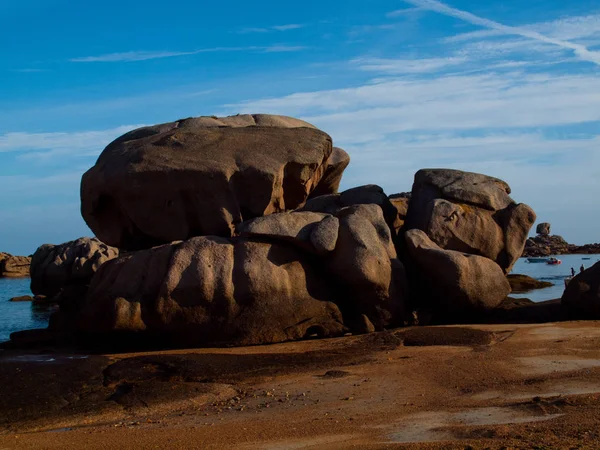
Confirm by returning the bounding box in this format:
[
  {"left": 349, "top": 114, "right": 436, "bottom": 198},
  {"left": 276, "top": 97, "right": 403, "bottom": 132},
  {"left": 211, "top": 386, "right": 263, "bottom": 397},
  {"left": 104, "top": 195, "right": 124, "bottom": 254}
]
[
  {"left": 582, "top": 257, "right": 591, "bottom": 260},
  {"left": 547, "top": 257, "right": 562, "bottom": 265},
  {"left": 527, "top": 257, "right": 549, "bottom": 263}
]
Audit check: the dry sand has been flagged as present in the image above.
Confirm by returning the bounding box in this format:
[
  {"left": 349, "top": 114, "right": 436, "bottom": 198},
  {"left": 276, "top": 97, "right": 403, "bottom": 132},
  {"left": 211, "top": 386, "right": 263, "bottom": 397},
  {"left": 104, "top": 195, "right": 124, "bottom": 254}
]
[{"left": 1, "top": 322, "right": 600, "bottom": 449}]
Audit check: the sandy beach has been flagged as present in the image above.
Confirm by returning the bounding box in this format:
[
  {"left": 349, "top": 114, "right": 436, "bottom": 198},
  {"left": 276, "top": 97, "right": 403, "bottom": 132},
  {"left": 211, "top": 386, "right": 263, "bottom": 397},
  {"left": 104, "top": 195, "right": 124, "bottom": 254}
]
[{"left": 2, "top": 320, "right": 600, "bottom": 449}]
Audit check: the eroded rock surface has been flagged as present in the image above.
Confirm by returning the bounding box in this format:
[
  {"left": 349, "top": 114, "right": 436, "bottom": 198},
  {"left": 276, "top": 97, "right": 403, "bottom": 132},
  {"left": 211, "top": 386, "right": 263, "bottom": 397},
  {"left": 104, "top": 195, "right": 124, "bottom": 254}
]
[
  {"left": 405, "top": 169, "right": 536, "bottom": 272},
  {"left": 30, "top": 237, "right": 119, "bottom": 297},
  {"left": 81, "top": 114, "right": 349, "bottom": 250},
  {"left": 79, "top": 204, "right": 406, "bottom": 346},
  {"left": 0, "top": 253, "right": 31, "bottom": 278},
  {"left": 405, "top": 229, "right": 510, "bottom": 314}
]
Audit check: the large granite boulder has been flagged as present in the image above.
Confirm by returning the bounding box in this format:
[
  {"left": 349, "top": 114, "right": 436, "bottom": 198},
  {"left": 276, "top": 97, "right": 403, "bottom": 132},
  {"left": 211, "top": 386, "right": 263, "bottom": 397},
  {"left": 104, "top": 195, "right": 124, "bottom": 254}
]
[
  {"left": 405, "top": 229, "right": 510, "bottom": 314},
  {"left": 78, "top": 204, "right": 406, "bottom": 346},
  {"left": 536, "top": 222, "right": 551, "bottom": 236},
  {"left": 0, "top": 254, "right": 31, "bottom": 278},
  {"left": 405, "top": 169, "right": 536, "bottom": 272},
  {"left": 562, "top": 262, "right": 600, "bottom": 318},
  {"left": 301, "top": 185, "right": 398, "bottom": 236},
  {"left": 30, "top": 237, "right": 119, "bottom": 296},
  {"left": 81, "top": 114, "right": 349, "bottom": 250},
  {"left": 80, "top": 237, "right": 346, "bottom": 346}
]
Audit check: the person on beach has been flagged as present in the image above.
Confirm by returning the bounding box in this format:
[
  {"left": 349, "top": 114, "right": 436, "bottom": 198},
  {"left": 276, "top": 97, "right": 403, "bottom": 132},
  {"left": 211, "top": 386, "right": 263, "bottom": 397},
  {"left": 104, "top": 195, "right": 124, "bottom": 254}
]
[
  {"left": 571, "top": 267, "right": 576, "bottom": 277},
  {"left": 580, "top": 264, "right": 585, "bottom": 274}
]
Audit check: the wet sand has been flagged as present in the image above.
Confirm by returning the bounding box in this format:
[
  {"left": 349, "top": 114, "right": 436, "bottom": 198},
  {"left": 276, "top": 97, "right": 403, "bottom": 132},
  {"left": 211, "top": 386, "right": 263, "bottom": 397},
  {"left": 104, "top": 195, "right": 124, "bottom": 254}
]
[{"left": 1, "top": 321, "right": 600, "bottom": 448}]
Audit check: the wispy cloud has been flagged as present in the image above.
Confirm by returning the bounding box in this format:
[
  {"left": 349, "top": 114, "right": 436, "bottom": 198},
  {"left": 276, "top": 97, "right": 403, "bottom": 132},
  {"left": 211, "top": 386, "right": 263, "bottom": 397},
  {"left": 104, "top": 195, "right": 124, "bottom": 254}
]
[
  {"left": 238, "top": 24, "right": 304, "bottom": 34},
  {"left": 11, "top": 68, "right": 49, "bottom": 73},
  {"left": 261, "top": 45, "right": 307, "bottom": 53},
  {"left": 386, "top": 7, "right": 424, "bottom": 18},
  {"left": 225, "top": 71, "right": 600, "bottom": 143},
  {"left": 447, "top": 14, "right": 600, "bottom": 44},
  {"left": 403, "top": 0, "right": 600, "bottom": 65},
  {"left": 0, "top": 125, "right": 142, "bottom": 155},
  {"left": 353, "top": 56, "right": 468, "bottom": 74},
  {"left": 272, "top": 24, "right": 303, "bottom": 31},
  {"left": 70, "top": 45, "right": 307, "bottom": 62}
]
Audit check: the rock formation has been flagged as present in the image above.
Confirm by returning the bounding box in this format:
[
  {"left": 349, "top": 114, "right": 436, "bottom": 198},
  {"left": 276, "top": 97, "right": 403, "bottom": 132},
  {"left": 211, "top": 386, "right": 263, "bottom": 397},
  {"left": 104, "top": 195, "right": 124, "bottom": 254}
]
[
  {"left": 405, "top": 229, "right": 510, "bottom": 314},
  {"left": 388, "top": 193, "right": 410, "bottom": 236},
  {"left": 81, "top": 114, "right": 348, "bottom": 250},
  {"left": 79, "top": 203, "right": 406, "bottom": 346},
  {"left": 30, "top": 237, "right": 119, "bottom": 297},
  {"left": 12, "top": 114, "right": 542, "bottom": 349},
  {"left": 562, "top": 262, "right": 600, "bottom": 319},
  {"left": 0, "top": 253, "right": 31, "bottom": 278},
  {"left": 536, "top": 222, "right": 551, "bottom": 236},
  {"left": 507, "top": 274, "right": 553, "bottom": 293},
  {"left": 405, "top": 169, "right": 536, "bottom": 273},
  {"left": 522, "top": 233, "right": 600, "bottom": 257}
]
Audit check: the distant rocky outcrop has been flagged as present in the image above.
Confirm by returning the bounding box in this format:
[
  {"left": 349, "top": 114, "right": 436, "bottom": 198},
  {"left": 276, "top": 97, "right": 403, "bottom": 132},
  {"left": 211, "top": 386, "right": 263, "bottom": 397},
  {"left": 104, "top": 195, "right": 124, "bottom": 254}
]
[
  {"left": 0, "top": 253, "right": 31, "bottom": 278},
  {"left": 81, "top": 114, "right": 349, "bottom": 251},
  {"left": 536, "top": 222, "right": 551, "bottom": 236},
  {"left": 562, "top": 262, "right": 600, "bottom": 318},
  {"left": 522, "top": 222, "right": 600, "bottom": 256}
]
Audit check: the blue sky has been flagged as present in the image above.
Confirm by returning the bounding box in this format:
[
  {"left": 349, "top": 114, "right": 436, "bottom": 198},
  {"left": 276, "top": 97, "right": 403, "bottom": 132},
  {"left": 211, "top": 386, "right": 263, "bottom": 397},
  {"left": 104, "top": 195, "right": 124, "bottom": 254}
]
[{"left": 2, "top": 0, "right": 600, "bottom": 254}]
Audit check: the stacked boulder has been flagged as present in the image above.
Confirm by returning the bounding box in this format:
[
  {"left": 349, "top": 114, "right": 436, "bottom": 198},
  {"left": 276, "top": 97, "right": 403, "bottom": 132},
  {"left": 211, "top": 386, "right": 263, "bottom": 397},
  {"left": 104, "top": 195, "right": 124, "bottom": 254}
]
[
  {"left": 74, "top": 114, "right": 404, "bottom": 346},
  {"left": 31, "top": 114, "right": 540, "bottom": 347},
  {"left": 80, "top": 114, "right": 350, "bottom": 250},
  {"left": 402, "top": 169, "right": 536, "bottom": 320}
]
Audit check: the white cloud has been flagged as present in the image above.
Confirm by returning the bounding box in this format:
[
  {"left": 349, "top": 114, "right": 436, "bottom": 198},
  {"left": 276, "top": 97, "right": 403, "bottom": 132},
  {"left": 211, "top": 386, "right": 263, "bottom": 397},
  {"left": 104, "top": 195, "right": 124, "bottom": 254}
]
[
  {"left": 0, "top": 125, "right": 142, "bottom": 155},
  {"left": 71, "top": 46, "right": 307, "bottom": 62},
  {"left": 271, "top": 24, "right": 304, "bottom": 31},
  {"left": 404, "top": 0, "right": 600, "bottom": 65},
  {"left": 353, "top": 56, "right": 468, "bottom": 73},
  {"left": 11, "top": 68, "right": 49, "bottom": 73},
  {"left": 238, "top": 24, "right": 304, "bottom": 33},
  {"left": 221, "top": 62, "right": 600, "bottom": 244},
  {"left": 447, "top": 14, "right": 600, "bottom": 43},
  {"left": 386, "top": 7, "right": 424, "bottom": 18},
  {"left": 261, "top": 45, "right": 308, "bottom": 53},
  {"left": 70, "top": 50, "right": 202, "bottom": 62},
  {"left": 226, "top": 72, "right": 600, "bottom": 143}
]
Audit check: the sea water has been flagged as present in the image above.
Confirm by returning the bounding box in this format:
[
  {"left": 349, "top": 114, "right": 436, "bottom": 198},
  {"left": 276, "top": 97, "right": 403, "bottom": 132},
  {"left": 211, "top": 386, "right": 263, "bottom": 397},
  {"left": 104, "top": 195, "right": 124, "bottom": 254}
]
[
  {"left": 511, "top": 254, "right": 600, "bottom": 302},
  {"left": 0, "top": 278, "right": 56, "bottom": 342}
]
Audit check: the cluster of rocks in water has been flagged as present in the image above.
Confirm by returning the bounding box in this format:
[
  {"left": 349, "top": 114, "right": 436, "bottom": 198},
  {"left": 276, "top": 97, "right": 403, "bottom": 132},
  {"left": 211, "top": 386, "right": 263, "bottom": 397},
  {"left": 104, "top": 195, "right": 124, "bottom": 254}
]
[
  {"left": 9, "top": 114, "right": 599, "bottom": 348},
  {"left": 523, "top": 222, "right": 600, "bottom": 257}
]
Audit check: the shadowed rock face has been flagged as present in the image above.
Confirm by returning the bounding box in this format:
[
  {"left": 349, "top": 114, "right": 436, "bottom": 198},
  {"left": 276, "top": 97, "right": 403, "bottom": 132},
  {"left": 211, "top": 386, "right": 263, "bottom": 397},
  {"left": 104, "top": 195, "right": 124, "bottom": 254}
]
[
  {"left": 405, "top": 229, "right": 510, "bottom": 313},
  {"left": 30, "top": 237, "right": 119, "bottom": 296},
  {"left": 562, "top": 262, "right": 600, "bottom": 318},
  {"left": 78, "top": 204, "right": 406, "bottom": 346},
  {"left": 405, "top": 169, "right": 536, "bottom": 273},
  {"left": 81, "top": 114, "right": 349, "bottom": 251}
]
